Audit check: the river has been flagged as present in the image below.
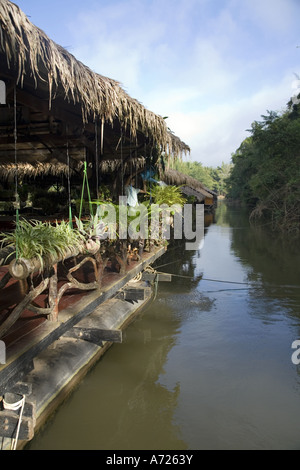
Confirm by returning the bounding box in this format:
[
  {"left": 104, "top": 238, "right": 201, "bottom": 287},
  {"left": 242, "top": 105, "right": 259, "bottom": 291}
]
[{"left": 26, "top": 201, "right": 300, "bottom": 450}]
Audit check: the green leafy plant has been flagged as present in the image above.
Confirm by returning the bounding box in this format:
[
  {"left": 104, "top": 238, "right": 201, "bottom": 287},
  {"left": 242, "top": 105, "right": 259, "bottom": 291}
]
[
  {"left": 0, "top": 219, "right": 85, "bottom": 270},
  {"left": 138, "top": 186, "right": 186, "bottom": 245},
  {"left": 74, "top": 213, "right": 107, "bottom": 240},
  {"left": 149, "top": 184, "right": 186, "bottom": 207}
]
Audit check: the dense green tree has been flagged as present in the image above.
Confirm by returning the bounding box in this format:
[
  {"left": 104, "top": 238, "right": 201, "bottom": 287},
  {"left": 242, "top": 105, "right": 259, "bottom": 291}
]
[
  {"left": 213, "top": 162, "right": 233, "bottom": 196},
  {"left": 173, "top": 160, "right": 215, "bottom": 189},
  {"left": 172, "top": 160, "right": 232, "bottom": 195},
  {"left": 226, "top": 102, "right": 300, "bottom": 233},
  {"left": 226, "top": 137, "right": 258, "bottom": 204}
]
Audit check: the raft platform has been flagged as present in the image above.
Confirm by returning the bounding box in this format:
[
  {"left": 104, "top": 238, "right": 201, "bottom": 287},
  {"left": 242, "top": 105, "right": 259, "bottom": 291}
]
[{"left": 0, "top": 245, "right": 167, "bottom": 450}]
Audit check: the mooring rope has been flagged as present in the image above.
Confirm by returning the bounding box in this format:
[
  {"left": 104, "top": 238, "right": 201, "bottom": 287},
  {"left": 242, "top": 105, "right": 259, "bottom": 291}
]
[
  {"left": 13, "top": 85, "right": 20, "bottom": 260},
  {"left": 3, "top": 394, "right": 25, "bottom": 450},
  {"left": 155, "top": 270, "right": 300, "bottom": 290},
  {"left": 131, "top": 271, "right": 142, "bottom": 283}
]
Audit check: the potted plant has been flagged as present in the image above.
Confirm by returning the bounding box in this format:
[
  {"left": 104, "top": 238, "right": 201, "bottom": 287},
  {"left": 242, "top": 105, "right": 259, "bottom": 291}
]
[{"left": 0, "top": 219, "right": 87, "bottom": 278}]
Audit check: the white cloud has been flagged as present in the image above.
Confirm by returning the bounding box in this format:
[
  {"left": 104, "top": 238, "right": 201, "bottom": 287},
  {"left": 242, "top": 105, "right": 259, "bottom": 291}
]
[
  {"left": 167, "top": 74, "right": 292, "bottom": 167},
  {"left": 69, "top": 1, "right": 169, "bottom": 93},
  {"left": 18, "top": 0, "right": 299, "bottom": 168}
]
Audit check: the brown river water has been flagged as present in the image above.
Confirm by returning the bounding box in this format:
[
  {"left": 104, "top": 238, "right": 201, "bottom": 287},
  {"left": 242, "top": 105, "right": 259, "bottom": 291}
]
[{"left": 26, "top": 201, "right": 300, "bottom": 450}]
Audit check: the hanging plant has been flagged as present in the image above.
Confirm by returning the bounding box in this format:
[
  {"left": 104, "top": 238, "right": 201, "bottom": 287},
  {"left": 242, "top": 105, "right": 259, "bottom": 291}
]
[
  {"left": 74, "top": 213, "right": 107, "bottom": 248},
  {"left": 149, "top": 184, "right": 186, "bottom": 207},
  {"left": 0, "top": 219, "right": 85, "bottom": 271}
]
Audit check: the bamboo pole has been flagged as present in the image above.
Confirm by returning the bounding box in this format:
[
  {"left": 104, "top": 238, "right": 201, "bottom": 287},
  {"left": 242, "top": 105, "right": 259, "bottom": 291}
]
[{"left": 8, "top": 240, "right": 100, "bottom": 280}]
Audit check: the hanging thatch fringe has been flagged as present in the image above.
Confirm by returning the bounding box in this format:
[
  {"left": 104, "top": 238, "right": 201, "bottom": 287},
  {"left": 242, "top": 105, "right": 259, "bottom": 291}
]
[
  {"left": 98, "top": 157, "right": 146, "bottom": 174},
  {"left": 0, "top": 162, "right": 73, "bottom": 180},
  {"left": 0, "top": 0, "right": 190, "bottom": 159},
  {"left": 0, "top": 156, "right": 148, "bottom": 180}
]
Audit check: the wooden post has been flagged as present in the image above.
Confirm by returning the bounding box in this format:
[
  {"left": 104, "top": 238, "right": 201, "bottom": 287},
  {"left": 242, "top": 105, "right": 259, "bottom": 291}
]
[
  {"left": 48, "top": 264, "right": 58, "bottom": 322},
  {"left": 0, "top": 393, "right": 36, "bottom": 442},
  {"left": 139, "top": 239, "right": 145, "bottom": 257}
]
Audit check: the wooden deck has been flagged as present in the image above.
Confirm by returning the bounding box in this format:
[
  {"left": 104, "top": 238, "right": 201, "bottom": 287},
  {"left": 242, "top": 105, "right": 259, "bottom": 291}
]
[{"left": 0, "top": 245, "right": 166, "bottom": 395}]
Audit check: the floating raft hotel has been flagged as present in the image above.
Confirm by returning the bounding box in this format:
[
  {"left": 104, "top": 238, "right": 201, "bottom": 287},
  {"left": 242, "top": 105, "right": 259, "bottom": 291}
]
[
  {"left": 0, "top": 245, "right": 168, "bottom": 449},
  {"left": 0, "top": 0, "right": 189, "bottom": 449},
  {"left": 161, "top": 169, "right": 218, "bottom": 211}
]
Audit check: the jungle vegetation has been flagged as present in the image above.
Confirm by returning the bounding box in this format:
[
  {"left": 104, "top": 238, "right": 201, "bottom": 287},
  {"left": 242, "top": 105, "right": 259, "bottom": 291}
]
[
  {"left": 172, "top": 159, "right": 232, "bottom": 196},
  {"left": 226, "top": 95, "right": 300, "bottom": 234}
]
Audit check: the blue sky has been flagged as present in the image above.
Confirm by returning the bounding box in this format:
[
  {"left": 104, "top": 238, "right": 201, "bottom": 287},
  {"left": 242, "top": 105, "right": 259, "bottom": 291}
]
[{"left": 13, "top": 0, "right": 300, "bottom": 167}]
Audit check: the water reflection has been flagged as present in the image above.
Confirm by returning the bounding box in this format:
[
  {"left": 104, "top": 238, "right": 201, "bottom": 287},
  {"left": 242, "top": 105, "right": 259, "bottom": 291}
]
[
  {"left": 155, "top": 202, "right": 300, "bottom": 449},
  {"left": 222, "top": 202, "right": 300, "bottom": 328}
]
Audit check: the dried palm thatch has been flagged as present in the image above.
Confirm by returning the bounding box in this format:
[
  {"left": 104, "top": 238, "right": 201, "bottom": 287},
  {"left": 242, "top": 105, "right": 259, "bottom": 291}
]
[
  {"left": 0, "top": 161, "right": 75, "bottom": 181},
  {"left": 0, "top": 157, "right": 147, "bottom": 180},
  {"left": 167, "top": 133, "right": 190, "bottom": 160},
  {"left": 0, "top": 0, "right": 190, "bottom": 158},
  {"left": 161, "top": 169, "right": 206, "bottom": 191},
  {"left": 98, "top": 157, "right": 146, "bottom": 174},
  {"left": 161, "top": 169, "right": 215, "bottom": 199}
]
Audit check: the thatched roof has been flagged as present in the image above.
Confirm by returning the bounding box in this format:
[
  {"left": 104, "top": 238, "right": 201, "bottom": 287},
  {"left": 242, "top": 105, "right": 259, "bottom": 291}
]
[
  {"left": 0, "top": 0, "right": 190, "bottom": 160},
  {"left": 161, "top": 169, "right": 206, "bottom": 190},
  {"left": 180, "top": 185, "right": 212, "bottom": 203},
  {"left": 161, "top": 169, "right": 216, "bottom": 201}
]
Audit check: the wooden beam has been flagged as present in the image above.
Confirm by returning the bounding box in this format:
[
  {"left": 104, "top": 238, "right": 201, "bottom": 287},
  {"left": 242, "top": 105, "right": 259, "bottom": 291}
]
[
  {"left": 9, "top": 382, "right": 32, "bottom": 396},
  {"left": 0, "top": 133, "right": 84, "bottom": 147},
  {"left": 0, "top": 395, "right": 36, "bottom": 441},
  {"left": 0, "top": 361, "right": 34, "bottom": 397},
  {"left": 14, "top": 88, "right": 85, "bottom": 128},
  {"left": 0, "top": 412, "right": 35, "bottom": 441}
]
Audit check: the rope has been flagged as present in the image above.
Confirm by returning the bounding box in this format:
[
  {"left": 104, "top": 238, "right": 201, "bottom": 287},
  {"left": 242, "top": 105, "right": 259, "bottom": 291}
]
[
  {"left": 153, "top": 273, "right": 159, "bottom": 301},
  {"left": 66, "top": 135, "right": 73, "bottom": 228},
  {"left": 154, "top": 260, "right": 181, "bottom": 269},
  {"left": 79, "top": 160, "right": 93, "bottom": 220},
  {"left": 3, "top": 394, "right": 25, "bottom": 450},
  {"left": 144, "top": 265, "right": 156, "bottom": 274},
  {"left": 201, "top": 277, "right": 250, "bottom": 285},
  {"left": 131, "top": 272, "right": 142, "bottom": 283},
  {"left": 13, "top": 85, "right": 19, "bottom": 260},
  {"left": 135, "top": 149, "right": 138, "bottom": 187},
  {"left": 153, "top": 270, "right": 300, "bottom": 290},
  {"left": 101, "top": 118, "right": 104, "bottom": 157},
  {"left": 95, "top": 120, "right": 99, "bottom": 199},
  {"left": 121, "top": 130, "right": 124, "bottom": 196},
  {"left": 155, "top": 271, "right": 195, "bottom": 280}
]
